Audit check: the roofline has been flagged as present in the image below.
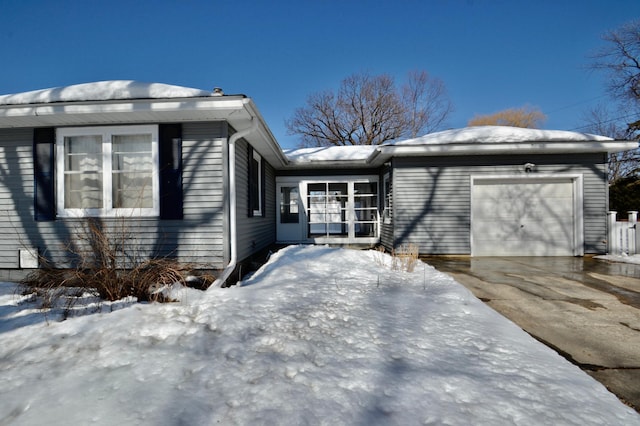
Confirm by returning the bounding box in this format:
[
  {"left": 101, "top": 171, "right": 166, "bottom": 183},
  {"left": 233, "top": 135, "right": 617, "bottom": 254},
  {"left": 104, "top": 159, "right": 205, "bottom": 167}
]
[
  {"left": 242, "top": 99, "right": 289, "bottom": 168},
  {"left": 0, "top": 94, "right": 290, "bottom": 168},
  {"left": 370, "top": 140, "right": 638, "bottom": 163},
  {"left": 0, "top": 95, "right": 248, "bottom": 124},
  {"left": 279, "top": 139, "right": 638, "bottom": 170},
  {"left": 282, "top": 159, "right": 373, "bottom": 169}
]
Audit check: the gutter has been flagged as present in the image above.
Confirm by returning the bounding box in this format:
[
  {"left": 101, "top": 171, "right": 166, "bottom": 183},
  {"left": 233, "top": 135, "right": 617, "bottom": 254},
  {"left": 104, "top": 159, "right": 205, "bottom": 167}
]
[
  {"left": 212, "top": 118, "right": 259, "bottom": 288},
  {"left": 376, "top": 140, "right": 639, "bottom": 156},
  {"left": 243, "top": 99, "right": 289, "bottom": 168}
]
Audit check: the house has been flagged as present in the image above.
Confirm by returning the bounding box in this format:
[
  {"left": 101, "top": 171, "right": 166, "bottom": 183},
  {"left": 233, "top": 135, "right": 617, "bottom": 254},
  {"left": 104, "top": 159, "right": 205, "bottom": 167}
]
[
  {"left": 282, "top": 127, "right": 636, "bottom": 257},
  {"left": 0, "top": 81, "right": 636, "bottom": 285}
]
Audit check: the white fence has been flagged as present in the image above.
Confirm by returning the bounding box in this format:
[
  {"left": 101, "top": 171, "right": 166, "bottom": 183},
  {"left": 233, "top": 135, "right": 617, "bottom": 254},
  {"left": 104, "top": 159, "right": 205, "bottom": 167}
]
[{"left": 607, "top": 211, "right": 639, "bottom": 255}]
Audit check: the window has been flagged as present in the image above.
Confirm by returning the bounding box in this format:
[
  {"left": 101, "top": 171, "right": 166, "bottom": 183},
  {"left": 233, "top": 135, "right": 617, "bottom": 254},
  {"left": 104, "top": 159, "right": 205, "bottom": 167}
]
[
  {"left": 56, "top": 125, "right": 159, "bottom": 217},
  {"left": 305, "top": 180, "right": 378, "bottom": 239},
  {"left": 354, "top": 182, "right": 378, "bottom": 237},
  {"left": 383, "top": 173, "right": 392, "bottom": 223},
  {"left": 280, "top": 186, "right": 299, "bottom": 223},
  {"left": 308, "top": 183, "right": 348, "bottom": 236},
  {"left": 249, "top": 148, "right": 263, "bottom": 217}
]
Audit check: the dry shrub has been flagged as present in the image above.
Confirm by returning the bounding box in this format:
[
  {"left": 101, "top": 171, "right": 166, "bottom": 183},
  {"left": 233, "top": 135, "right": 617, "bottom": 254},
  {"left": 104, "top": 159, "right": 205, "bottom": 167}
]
[
  {"left": 21, "top": 218, "right": 214, "bottom": 304},
  {"left": 391, "top": 244, "right": 419, "bottom": 272},
  {"left": 373, "top": 246, "right": 387, "bottom": 267}
]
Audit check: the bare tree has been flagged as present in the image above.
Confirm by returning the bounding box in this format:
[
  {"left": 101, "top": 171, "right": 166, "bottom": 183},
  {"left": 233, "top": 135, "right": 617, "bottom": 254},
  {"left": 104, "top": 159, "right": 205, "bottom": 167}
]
[
  {"left": 286, "top": 71, "right": 453, "bottom": 146},
  {"left": 591, "top": 19, "right": 640, "bottom": 105},
  {"left": 402, "top": 70, "right": 454, "bottom": 137},
  {"left": 468, "top": 105, "right": 547, "bottom": 128},
  {"left": 581, "top": 103, "right": 640, "bottom": 182},
  {"left": 586, "top": 19, "right": 640, "bottom": 181}
]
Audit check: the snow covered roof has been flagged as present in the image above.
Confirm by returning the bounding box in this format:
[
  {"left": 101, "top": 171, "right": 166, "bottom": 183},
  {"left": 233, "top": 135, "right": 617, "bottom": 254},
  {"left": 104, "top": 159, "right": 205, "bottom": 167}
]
[
  {"left": 392, "top": 125, "right": 613, "bottom": 145},
  {"left": 0, "top": 81, "right": 634, "bottom": 169},
  {"left": 0, "top": 80, "right": 215, "bottom": 106},
  {"left": 0, "top": 81, "right": 288, "bottom": 168},
  {"left": 284, "top": 145, "right": 377, "bottom": 164},
  {"left": 282, "top": 126, "right": 633, "bottom": 167}
]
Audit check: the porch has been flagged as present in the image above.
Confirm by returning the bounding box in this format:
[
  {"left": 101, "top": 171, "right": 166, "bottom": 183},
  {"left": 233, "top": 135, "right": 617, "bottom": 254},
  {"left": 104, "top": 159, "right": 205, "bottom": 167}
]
[{"left": 276, "top": 176, "right": 380, "bottom": 246}]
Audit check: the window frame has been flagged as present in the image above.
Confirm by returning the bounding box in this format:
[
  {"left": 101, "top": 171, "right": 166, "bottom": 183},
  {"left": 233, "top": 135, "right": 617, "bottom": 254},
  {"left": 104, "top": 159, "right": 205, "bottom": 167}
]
[
  {"left": 302, "top": 177, "right": 379, "bottom": 242},
  {"left": 56, "top": 125, "right": 160, "bottom": 218},
  {"left": 383, "top": 172, "right": 392, "bottom": 224},
  {"left": 250, "top": 149, "right": 263, "bottom": 217}
]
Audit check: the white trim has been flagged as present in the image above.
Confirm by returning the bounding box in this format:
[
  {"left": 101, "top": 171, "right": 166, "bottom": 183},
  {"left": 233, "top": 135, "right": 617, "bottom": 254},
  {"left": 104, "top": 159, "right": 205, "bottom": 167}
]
[
  {"left": 470, "top": 174, "right": 584, "bottom": 256},
  {"left": 275, "top": 175, "right": 380, "bottom": 245},
  {"left": 213, "top": 119, "right": 258, "bottom": 288},
  {"left": 377, "top": 141, "right": 638, "bottom": 157},
  {"left": 382, "top": 172, "right": 392, "bottom": 224},
  {"left": 56, "top": 124, "right": 159, "bottom": 218}
]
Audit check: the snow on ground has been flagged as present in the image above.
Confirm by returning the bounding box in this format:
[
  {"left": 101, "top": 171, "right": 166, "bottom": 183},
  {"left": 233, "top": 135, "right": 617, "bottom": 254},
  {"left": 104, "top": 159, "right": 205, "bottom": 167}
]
[
  {"left": 1, "top": 245, "right": 638, "bottom": 425},
  {"left": 596, "top": 253, "right": 640, "bottom": 265}
]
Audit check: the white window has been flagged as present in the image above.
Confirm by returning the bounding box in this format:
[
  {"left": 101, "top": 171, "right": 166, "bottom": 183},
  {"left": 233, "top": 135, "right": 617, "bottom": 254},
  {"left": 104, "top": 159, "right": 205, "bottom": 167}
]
[
  {"left": 308, "top": 182, "right": 348, "bottom": 236},
  {"left": 56, "top": 125, "right": 159, "bottom": 217},
  {"left": 305, "top": 179, "right": 378, "bottom": 239}
]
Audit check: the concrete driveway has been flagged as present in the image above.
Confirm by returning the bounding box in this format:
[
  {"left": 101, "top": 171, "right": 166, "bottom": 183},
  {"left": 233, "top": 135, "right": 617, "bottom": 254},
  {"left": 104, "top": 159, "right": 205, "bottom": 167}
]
[{"left": 422, "top": 256, "right": 640, "bottom": 411}]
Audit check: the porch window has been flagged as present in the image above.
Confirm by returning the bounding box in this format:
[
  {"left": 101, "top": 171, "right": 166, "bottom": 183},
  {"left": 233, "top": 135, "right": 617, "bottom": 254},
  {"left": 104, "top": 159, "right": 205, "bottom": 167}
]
[
  {"left": 56, "top": 125, "right": 159, "bottom": 217},
  {"left": 308, "top": 183, "right": 348, "bottom": 236},
  {"left": 305, "top": 180, "right": 378, "bottom": 239},
  {"left": 354, "top": 182, "right": 378, "bottom": 237}
]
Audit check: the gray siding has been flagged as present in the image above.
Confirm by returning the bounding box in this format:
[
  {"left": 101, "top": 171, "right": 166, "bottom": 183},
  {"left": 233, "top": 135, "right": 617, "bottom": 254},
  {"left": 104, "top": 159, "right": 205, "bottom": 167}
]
[
  {"left": 235, "top": 138, "right": 276, "bottom": 262},
  {"left": 392, "top": 154, "right": 608, "bottom": 255},
  {"left": 0, "top": 122, "right": 229, "bottom": 271},
  {"left": 0, "top": 128, "right": 37, "bottom": 269}
]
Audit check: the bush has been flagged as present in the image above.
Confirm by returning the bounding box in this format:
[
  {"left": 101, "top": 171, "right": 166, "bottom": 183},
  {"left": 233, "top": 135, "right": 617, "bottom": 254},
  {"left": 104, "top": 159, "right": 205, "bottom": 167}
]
[
  {"left": 391, "top": 244, "right": 420, "bottom": 272},
  {"left": 610, "top": 176, "right": 640, "bottom": 214},
  {"left": 21, "top": 218, "right": 214, "bottom": 303}
]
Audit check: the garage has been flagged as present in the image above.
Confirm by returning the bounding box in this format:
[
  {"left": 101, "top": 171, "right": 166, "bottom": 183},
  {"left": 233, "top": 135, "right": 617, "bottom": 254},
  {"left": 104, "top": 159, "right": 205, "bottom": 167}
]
[{"left": 471, "top": 176, "right": 583, "bottom": 256}]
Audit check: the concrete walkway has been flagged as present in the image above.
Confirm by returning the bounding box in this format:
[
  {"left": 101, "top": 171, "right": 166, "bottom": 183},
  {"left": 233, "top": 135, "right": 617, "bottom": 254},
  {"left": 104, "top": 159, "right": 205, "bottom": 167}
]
[{"left": 423, "top": 256, "right": 640, "bottom": 411}]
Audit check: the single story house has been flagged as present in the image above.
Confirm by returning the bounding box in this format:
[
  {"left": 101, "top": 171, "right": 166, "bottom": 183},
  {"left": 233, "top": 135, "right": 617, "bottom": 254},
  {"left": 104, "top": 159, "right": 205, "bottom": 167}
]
[{"left": 0, "top": 81, "right": 635, "bottom": 285}]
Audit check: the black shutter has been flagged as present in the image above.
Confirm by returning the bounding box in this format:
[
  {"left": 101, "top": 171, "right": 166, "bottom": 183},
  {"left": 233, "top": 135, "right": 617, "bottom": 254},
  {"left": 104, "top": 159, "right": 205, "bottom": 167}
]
[
  {"left": 260, "top": 156, "right": 266, "bottom": 218},
  {"left": 33, "top": 128, "right": 55, "bottom": 221},
  {"left": 247, "top": 145, "right": 255, "bottom": 217},
  {"left": 159, "top": 123, "right": 183, "bottom": 220}
]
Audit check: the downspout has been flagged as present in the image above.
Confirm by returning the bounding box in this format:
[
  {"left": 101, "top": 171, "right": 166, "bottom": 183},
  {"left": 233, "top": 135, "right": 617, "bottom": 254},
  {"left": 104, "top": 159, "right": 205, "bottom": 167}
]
[{"left": 212, "top": 118, "right": 259, "bottom": 288}]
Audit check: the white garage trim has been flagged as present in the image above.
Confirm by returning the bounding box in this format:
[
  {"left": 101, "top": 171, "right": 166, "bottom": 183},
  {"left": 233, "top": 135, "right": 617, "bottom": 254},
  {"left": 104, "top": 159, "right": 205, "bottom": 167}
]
[{"left": 470, "top": 174, "right": 584, "bottom": 256}]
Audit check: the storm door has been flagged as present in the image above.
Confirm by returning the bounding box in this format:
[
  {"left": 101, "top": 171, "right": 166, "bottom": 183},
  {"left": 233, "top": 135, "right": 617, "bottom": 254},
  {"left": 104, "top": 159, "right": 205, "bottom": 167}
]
[{"left": 276, "top": 184, "right": 304, "bottom": 242}]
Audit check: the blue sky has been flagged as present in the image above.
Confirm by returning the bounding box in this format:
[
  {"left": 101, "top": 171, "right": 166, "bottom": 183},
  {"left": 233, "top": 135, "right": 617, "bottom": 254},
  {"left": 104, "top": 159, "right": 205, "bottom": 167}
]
[{"left": 0, "top": 0, "right": 638, "bottom": 148}]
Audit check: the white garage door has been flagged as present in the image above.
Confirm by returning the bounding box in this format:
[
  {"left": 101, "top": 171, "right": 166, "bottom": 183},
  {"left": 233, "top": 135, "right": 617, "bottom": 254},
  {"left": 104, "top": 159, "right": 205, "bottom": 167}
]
[{"left": 471, "top": 177, "right": 580, "bottom": 256}]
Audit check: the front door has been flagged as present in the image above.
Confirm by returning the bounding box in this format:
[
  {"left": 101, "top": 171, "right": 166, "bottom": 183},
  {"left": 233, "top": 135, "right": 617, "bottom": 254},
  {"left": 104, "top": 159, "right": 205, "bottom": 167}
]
[{"left": 276, "top": 183, "right": 304, "bottom": 242}]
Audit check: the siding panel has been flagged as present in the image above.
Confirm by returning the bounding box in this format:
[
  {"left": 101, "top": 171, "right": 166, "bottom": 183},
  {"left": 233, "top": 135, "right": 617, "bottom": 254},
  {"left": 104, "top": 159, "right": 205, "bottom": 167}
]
[
  {"left": 0, "top": 122, "right": 229, "bottom": 270},
  {"left": 235, "top": 138, "right": 276, "bottom": 262},
  {"left": 392, "top": 154, "right": 608, "bottom": 255}
]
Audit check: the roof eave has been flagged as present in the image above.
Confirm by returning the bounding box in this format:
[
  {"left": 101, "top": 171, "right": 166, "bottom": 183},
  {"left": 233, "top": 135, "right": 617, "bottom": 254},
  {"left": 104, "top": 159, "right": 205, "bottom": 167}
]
[
  {"left": 0, "top": 96, "right": 250, "bottom": 128},
  {"left": 242, "top": 99, "right": 289, "bottom": 168},
  {"left": 0, "top": 95, "right": 290, "bottom": 168},
  {"left": 377, "top": 140, "right": 638, "bottom": 157},
  {"left": 284, "top": 160, "right": 373, "bottom": 169}
]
